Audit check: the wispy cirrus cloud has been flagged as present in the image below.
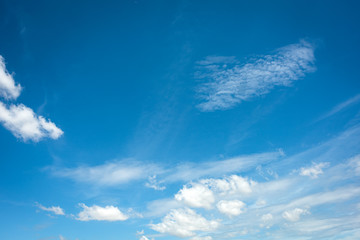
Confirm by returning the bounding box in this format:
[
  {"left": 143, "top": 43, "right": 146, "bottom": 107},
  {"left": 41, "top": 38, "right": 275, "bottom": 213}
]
[
  {"left": 196, "top": 40, "right": 316, "bottom": 111},
  {"left": 314, "top": 93, "right": 360, "bottom": 123},
  {"left": 48, "top": 150, "right": 283, "bottom": 188},
  {"left": 49, "top": 160, "right": 160, "bottom": 187},
  {"left": 0, "top": 55, "right": 63, "bottom": 141}
]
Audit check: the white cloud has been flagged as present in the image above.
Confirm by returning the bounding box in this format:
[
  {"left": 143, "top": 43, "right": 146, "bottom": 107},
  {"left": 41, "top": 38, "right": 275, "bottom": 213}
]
[
  {"left": 200, "top": 175, "right": 255, "bottom": 195},
  {"left": 300, "top": 162, "right": 329, "bottom": 178},
  {"left": 0, "top": 102, "right": 63, "bottom": 141},
  {"left": 145, "top": 175, "right": 166, "bottom": 191},
  {"left": 76, "top": 203, "right": 128, "bottom": 221},
  {"left": 59, "top": 235, "right": 66, "bottom": 240},
  {"left": 139, "top": 236, "right": 149, "bottom": 240},
  {"left": 0, "top": 56, "right": 22, "bottom": 100},
  {"left": 196, "top": 40, "right": 315, "bottom": 111},
  {"left": 150, "top": 208, "right": 219, "bottom": 238},
  {"left": 282, "top": 208, "right": 310, "bottom": 222},
  {"left": 37, "top": 203, "right": 65, "bottom": 215},
  {"left": 175, "top": 183, "right": 215, "bottom": 209},
  {"left": 51, "top": 160, "right": 159, "bottom": 186},
  {"left": 216, "top": 200, "right": 246, "bottom": 217}
]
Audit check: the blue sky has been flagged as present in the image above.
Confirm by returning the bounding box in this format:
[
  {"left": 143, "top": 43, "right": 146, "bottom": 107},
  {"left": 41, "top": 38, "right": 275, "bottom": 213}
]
[{"left": 0, "top": 0, "right": 360, "bottom": 239}]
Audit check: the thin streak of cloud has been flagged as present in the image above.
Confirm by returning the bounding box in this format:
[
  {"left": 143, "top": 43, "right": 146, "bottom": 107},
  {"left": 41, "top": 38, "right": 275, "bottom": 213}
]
[
  {"left": 196, "top": 40, "right": 316, "bottom": 111},
  {"left": 314, "top": 94, "right": 360, "bottom": 123}
]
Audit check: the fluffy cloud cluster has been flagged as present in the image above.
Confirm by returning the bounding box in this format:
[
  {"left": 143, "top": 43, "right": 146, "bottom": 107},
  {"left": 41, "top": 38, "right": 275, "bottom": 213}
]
[
  {"left": 0, "top": 55, "right": 63, "bottom": 141},
  {"left": 77, "top": 203, "right": 128, "bottom": 221},
  {"left": 150, "top": 208, "right": 219, "bottom": 238},
  {"left": 175, "top": 184, "right": 215, "bottom": 209},
  {"left": 174, "top": 175, "right": 254, "bottom": 212},
  {"left": 196, "top": 40, "right": 316, "bottom": 111}
]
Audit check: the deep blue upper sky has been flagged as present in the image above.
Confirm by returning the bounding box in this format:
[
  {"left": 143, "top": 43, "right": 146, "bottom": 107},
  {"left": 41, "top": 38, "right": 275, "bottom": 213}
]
[{"left": 0, "top": 1, "right": 360, "bottom": 240}]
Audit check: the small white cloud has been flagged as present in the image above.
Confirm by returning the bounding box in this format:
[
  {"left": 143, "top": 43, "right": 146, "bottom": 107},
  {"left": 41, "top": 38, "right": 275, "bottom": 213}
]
[
  {"left": 175, "top": 183, "right": 215, "bottom": 209},
  {"left": 59, "top": 235, "right": 66, "bottom": 240},
  {"left": 0, "top": 56, "right": 22, "bottom": 100},
  {"left": 216, "top": 200, "right": 246, "bottom": 217},
  {"left": 139, "top": 236, "right": 149, "bottom": 240},
  {"left": 37, "top": 203, "right": 65, "bottom": 215},
  {"left": 300, "top": 162, "right": 329, "bottom": 178},
  {"left": 196, "top": 40, "right": 316, "bottom": 111},
  {"left": 0, "top": 102, "right": 63, "bottom": 141},
  {"left": 150, "top": 208, "right": 219, "bottom": 238},
  {"left": 145, "top": 175, "right": 166, "bottom": 191},
  {"left": 76, "top": 203, "right": 128, "bottom": 221},
  {"left": 282, "top": 208, "right": 310, "bottom": 222},
  {"left": 201, "top": 175, "right": 254, "bottom": 195}
]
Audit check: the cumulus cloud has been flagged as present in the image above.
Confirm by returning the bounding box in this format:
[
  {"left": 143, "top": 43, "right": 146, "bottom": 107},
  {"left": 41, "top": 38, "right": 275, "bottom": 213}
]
[
  {"left": 196, "top": 40, "right": 316, "bottom": 111},
  {"left": 282, "top": 208, "right": 310, "bottom": 222},
  {"left": 150, "top": 208, "right": 219, "bottom": 238},
  {"left": 200, "top": 175, "right": 255, "bottom": 195},
  {"left": 37, "top": 203, "right": 65, "bottom": 215},
  {"left": 175, "top": 184, "right": 215, "bottom": 209},
  {"left": 76, "top": 203, "right": 128, "bottom": 221},
  {"left": 0, "top": 102, "right": 63, "bottom": 141},
  {"left": 216, "top": 200, "right": 246, "bottom": 217},
  {"left": 300, "top": 162, "right": 329, "bottom": 178},
  {"left": 0, "top": 56, "right": 22, "bottom": 100}
]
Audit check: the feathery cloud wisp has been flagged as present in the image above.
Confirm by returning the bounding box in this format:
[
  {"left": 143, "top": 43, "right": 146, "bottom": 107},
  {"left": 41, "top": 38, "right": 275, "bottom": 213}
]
[
  {"left": 37, "top": 203, "right": 65, "bottom": 215},
  {"left": 196, "top": 40, "right": 316, "bottom": 111}
]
